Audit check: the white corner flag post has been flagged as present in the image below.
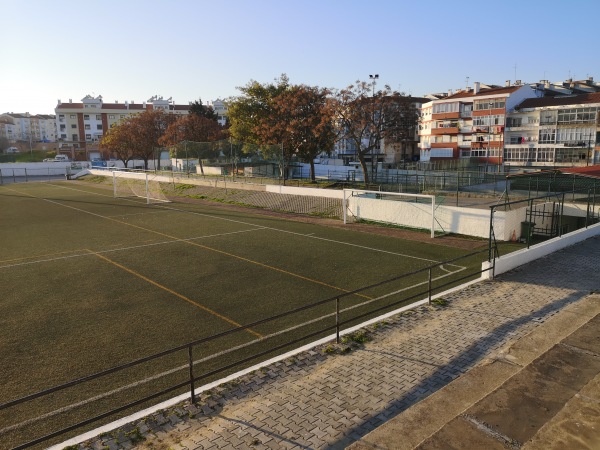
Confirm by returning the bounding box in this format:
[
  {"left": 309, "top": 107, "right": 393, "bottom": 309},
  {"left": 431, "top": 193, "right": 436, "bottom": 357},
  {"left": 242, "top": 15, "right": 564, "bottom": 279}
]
[
  {"left": 145, "top": 172, "right": 150, "bottom": 205},
  {"left": 342, "top": 189, "right": 348, "bottom": 224},
  {"left": 431, "top": 196, "right": 435, "bottom": 238}
]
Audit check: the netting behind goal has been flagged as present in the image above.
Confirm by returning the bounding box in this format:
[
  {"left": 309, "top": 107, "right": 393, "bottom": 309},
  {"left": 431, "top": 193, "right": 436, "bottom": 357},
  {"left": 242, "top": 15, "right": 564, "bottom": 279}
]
[
  {"left": 113, "top": 170, "right": 171, "bottom": 204},
  {"left": 343, "top": 189, "right": 436, "bottom": 238}
]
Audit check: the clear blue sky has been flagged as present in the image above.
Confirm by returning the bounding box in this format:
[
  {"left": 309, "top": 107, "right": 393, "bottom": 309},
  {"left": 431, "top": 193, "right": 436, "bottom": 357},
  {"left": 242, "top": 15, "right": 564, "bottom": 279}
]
[{"left": 2, "top": 0, "right": 599, "bottom": 115}]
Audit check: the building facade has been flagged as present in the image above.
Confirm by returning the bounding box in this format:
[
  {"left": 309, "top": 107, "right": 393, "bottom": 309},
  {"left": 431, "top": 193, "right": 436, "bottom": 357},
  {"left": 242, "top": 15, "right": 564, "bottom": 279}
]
[
  {"left": 419, "top": 82, "right": 539, "bottom": 166},
  {"left": 504, "top": 93, "right": 600, "bottom": 167},
  {"left": 54, "top": 95, "right": 190, "bottom": 157},
  {"left": 0, "top": 113, "right": 57, "bottom": 145}
]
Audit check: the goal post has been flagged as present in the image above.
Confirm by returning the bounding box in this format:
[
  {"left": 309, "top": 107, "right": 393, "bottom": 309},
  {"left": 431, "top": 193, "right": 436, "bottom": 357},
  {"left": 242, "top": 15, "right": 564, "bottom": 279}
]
[
  {"left": 112, "top": 170, "right": 171, "bottom": 204},
  {"left": 343, "top": 189, "right": 436, "bottom": 238}
]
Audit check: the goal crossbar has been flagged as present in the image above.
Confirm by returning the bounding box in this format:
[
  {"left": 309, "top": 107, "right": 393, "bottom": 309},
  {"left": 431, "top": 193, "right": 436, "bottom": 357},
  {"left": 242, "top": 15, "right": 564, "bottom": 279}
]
[{"left": 112, "top": 170, "right": 170, "bottom": 204}]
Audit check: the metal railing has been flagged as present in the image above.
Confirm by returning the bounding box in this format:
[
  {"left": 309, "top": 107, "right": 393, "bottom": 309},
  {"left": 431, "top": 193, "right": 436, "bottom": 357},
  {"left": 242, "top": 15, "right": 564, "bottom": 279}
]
[{"left": 0, "top": 248, "right": 494, "bottom": 449}]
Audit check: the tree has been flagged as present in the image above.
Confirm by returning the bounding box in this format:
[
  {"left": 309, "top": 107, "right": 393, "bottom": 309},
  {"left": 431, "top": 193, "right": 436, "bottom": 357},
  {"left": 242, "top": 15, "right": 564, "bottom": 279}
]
[
  {"left": 99, "top": 121, "right": 136, "bottom": 167},
  {"left": 226, "top": 74, "right": 290, "bottom": 151},
  {"left": 257, "top": 85, "right": 335, "bottom": 181},
  {"left": 159, "top": 114, "right": 227, "bottom": 174},
  {"left": 332, "top": 81, "right": 419, "bottom": 184},
  {"left": 189, "top": 98, "right": 218, "bottom": 121},
  {"left": 0, "top": 136, "right": 9, "bottom": 153},
  {"left": 100, "top": 110, "right": 176, "bottom": 169}
]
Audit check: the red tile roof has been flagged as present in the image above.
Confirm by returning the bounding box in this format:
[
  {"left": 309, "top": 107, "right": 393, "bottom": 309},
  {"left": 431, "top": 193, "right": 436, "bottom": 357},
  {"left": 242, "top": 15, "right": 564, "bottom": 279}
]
[
  {"left": 517, "top": 92, "right": 600, "bottom": 109},
  {"left": 445, "top": 85, "right": 522, "bottom": 100},
  {"left": 557, "top": 165, "right": 600, "bottom": 179}
]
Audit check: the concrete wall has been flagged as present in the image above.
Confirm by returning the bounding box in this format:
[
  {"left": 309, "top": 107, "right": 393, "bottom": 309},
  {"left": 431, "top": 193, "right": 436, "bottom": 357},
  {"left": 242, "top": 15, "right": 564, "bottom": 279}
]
[
  {"left": 346, "top": 195, "right": 530, "bottom": 240},
  {"left": 482, "top": 222, "right": 600, "bottom": 279}
]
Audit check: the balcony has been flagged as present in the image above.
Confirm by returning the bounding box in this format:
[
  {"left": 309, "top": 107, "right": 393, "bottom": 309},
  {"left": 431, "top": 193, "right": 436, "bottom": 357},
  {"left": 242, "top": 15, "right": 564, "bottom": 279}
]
[
  {"left": 460, "top": 110, "right": 472, "bottom": 118},
  {"left": 431, "top": 126, "right": 459, "bottom": 135},
  {"left": 432, "top": 111, "right": 460, "bottom": 120}
]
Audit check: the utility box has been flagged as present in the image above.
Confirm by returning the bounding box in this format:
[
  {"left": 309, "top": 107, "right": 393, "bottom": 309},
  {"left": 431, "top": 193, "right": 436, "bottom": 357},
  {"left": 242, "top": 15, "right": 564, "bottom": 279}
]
[{"left": 520, "top": 221, "right": 535, "bottom": 242}]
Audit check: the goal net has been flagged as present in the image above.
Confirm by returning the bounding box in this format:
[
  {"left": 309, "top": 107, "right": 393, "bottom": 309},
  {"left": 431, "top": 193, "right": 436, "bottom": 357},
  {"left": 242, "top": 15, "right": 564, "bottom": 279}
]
[
  {"left": 112, "top": 170, "right": 170, "bottom": 204},
  {"left": 343, "top": 189, "right": 437, "bottom": 238}
]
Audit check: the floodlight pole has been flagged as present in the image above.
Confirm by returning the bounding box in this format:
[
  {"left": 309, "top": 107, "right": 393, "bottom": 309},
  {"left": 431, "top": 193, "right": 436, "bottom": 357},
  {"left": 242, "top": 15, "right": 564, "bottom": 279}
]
[{"left": 369, "top": 74, "right": 379, "bottom": 185}]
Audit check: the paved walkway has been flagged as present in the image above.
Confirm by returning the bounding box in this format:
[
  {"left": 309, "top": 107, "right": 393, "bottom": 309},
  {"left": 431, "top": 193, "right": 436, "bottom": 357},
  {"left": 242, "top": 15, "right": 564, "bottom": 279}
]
[{"left": 68, "top": 236, "right": 600, "bottom": 450}]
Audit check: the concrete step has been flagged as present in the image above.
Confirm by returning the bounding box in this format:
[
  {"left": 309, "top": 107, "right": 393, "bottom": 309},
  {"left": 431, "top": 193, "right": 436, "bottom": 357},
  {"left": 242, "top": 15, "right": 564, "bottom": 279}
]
[{"left": 348, "top": 294, "right": 600, "bottom": 450}]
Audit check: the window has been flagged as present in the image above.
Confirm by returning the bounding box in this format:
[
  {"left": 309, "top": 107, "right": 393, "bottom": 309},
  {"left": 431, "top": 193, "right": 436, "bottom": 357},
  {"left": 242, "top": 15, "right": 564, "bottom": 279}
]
[
  {"left": 72, "top": 134, "right": 78, "bottom": 141},
  {"left": 84, "top": 115, "right": 89, "bottom": 120},
  {"left": 539, "top": 128, "right": 556, "bottom": 143},
  {"left": 432, "top": 102, "right": 459, "bottom": 114},
  {"left": 109, "top": 115, "right": 115, "bottom": 119},
  {"left": 557, "top": 107, "right": 597, "bottom": 124},
  {"left": 60, "top": 125, "right": 66, "bottom": 131},
  {"left": 474, "top": 99, "right": 505, "bottom": 111},
  {"left": 59, "top": 115, "right": 65, "bottom": 122},
  {"left": 96, "top": 115, "right": 101, "bottom": 120},
  {"left": 97, "top": 124, "right": 102, "bottom": 130},
  {"left": 85, "top": 134, "right": 92, "bottom": 140},
  {"left": 71, "top": 124, "right": 77, "bottom": 129},
  {"left": 61, "top": 133, "right": 67, "bottom": 139},
  {"left": 84, "top": 124, "right": 90, "bottom": 130},
  {"left": 70, "top": 114, "right": 76, "bottom": 119}
]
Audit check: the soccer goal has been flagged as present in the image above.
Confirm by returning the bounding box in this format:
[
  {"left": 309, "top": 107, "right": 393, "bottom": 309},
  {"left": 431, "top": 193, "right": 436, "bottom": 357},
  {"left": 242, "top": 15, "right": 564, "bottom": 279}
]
[
  {"left": 112, "top": 170, "right": 171, "bottom": 204},
  {"left": 343, "top": 189, "right": 436, "bottom": 238}
]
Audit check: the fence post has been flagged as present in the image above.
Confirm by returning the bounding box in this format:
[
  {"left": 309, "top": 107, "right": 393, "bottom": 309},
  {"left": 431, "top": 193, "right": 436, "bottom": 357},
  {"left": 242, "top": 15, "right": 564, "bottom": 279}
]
[
  {"left": 428, "top": 268, "right": 432, "bottom": 305},
  {"left": 335, "top": 297, "right": 340, "bottom": 344},
  {"left": 188, "top": 346, "right": 196, "bottom": 404}
]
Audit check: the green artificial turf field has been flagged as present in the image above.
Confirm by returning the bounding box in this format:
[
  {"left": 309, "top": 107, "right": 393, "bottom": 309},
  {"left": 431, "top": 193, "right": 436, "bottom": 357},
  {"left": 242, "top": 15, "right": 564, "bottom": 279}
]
[{"left": 0, "top": 179, "right": 490, "bottom": 448}]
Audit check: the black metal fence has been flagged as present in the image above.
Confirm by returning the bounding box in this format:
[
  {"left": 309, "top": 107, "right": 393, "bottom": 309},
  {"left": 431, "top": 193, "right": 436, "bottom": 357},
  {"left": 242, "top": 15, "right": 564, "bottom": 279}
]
[{"left": 0, "top": 248, "right": 494, "bottom": 449}]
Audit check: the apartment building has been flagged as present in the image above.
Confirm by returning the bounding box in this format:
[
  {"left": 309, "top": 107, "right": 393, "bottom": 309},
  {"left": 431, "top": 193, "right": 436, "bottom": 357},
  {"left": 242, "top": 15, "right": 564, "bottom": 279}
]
[
  {"left": 419, "top": 82, "right": 539, "bottom": 166},
  {"left": 55, "top": 95, "right": 190, "bottom": 155},
  {"left": 0, "top": 112, "right": 57, "bottom": 144},
  {"left": 207, "top": 99, "right": 228, "bottom": 126},
  {"left": 505, "top": 92, "right": 600, "bottom": 167}
]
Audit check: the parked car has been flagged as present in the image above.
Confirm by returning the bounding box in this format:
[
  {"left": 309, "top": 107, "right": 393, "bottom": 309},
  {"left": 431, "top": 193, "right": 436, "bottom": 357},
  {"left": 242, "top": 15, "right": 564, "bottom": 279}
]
[{"left": 6, "top": 147, "right": 19, "bottom": 154}]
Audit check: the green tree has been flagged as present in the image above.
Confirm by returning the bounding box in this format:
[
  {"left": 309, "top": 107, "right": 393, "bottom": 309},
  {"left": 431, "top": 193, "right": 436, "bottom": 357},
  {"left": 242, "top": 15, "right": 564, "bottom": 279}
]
[
  {"left": 226, "top": 74, "right": 290, "bottom": 154},
  {"left": 189, "top": 98, "right": 218, "bottom": 121}
]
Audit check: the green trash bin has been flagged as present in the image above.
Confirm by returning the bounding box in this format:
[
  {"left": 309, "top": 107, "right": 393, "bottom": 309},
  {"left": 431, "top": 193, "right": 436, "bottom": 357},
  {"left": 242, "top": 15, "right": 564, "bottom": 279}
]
[{"left": 521, "top": 221, "right": 535, "bottom": 242}]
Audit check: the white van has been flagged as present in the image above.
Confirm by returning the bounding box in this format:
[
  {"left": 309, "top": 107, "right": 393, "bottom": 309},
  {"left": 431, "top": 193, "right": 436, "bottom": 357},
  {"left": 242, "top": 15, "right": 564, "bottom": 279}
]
[
  {"left": 43, "top": 155, "right": 70, "bottom": 162},
  {"left": 6, "top": 147, "right": 19, "bottom": 154}
]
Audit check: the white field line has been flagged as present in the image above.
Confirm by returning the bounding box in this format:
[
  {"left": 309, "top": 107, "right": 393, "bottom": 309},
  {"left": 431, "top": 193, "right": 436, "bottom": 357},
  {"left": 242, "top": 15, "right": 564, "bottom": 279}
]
[
  {"left": 1, "top": 264, "right": 466, "bottom": 436},
  {"left": 45, "top": 182, "right": 456, "bottom": 265},
  {"left": 0, "top": 228, "right": 265, "bottom": 269}
]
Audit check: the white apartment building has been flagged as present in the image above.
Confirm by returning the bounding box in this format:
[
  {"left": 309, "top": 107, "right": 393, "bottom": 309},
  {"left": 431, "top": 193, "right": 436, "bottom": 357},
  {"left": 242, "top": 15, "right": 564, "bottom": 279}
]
[
  {"left": 0, "top": 113, "right": 57, "bottom": 144},
  {"left": 505, "top": 92, "right": 600, "bottom": 167},
  {"left": 207, "top": 99, "right": 228, "bottom": 126}
]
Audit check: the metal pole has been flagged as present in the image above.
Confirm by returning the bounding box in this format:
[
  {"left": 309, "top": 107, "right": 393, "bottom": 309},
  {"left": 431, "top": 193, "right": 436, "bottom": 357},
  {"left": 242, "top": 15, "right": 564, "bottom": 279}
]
[
  {"left": 428, "top": 268, "right": 432, "bottom": 305},
  {"left": 335, "top": 298, "right": 340, "bottom": 344},
  {"left": 188, "top": 346, "right": 196, "bottom": 404}
]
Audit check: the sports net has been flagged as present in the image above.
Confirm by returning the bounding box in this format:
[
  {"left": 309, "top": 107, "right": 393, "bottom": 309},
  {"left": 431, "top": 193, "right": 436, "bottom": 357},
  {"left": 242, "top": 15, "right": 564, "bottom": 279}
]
[
  {"left": 113, "top": 170, "right": 171, "bottom": 204},
  {"left": 343, "top": 189, "right": 436, "bottom": 238}
]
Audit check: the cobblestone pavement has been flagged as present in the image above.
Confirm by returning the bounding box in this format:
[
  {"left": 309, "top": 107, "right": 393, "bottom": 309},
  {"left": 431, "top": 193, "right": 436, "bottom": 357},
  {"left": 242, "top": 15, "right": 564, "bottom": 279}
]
[{"left": 73, "top": 236, "right": 600, "bottom": 450}]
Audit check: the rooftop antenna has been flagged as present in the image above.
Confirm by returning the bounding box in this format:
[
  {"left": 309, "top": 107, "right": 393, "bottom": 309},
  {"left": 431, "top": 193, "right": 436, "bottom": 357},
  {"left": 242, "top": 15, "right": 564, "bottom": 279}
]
[
  {"left": 513, "top": 64, "right": 517, "bottom": 83},
  {"left": 465, "top": 76, "right": 469, "bottom": 89}
]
